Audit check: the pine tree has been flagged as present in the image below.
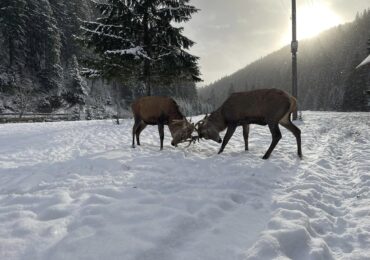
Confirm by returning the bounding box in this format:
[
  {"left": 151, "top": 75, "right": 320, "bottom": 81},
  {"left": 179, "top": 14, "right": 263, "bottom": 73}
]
[
  {"left": 49, "top": 1, "right": 71, "bottom": 61},
  {"left": 80, "top": 0, "right": 201, "bottom": 96},
  {"left": 50, "top": 0, "right": 93, "bottom": 62},
  {"left": 63, "top": 55, "right": 88, "bottom": 105},
  {"left": 228, "top": 83, "right": 235, "bottom": 96},
  {"left": 25, "top": 0, "right": 63, "bottom": 92},
  {"left": 0, "top": 0, "right": 27, "bottom": 68}
]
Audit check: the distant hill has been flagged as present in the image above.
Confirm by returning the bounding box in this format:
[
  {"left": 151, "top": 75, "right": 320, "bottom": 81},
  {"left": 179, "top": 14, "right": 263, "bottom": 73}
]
[{"left": 199, "top": 10, "right": 370, "bottom": 112}]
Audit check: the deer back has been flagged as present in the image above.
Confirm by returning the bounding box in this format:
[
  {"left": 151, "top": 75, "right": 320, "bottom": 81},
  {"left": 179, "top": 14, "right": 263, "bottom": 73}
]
[
  {"left": 221, "top": 89, "right": 291, "bottom": 124},
  {"left": 132, "top": 96, "right": 184, "bottom": 124}
]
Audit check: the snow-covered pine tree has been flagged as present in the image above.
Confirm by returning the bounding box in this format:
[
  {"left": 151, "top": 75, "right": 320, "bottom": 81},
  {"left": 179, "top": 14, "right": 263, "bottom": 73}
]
[
  {"left": 80, "top": 0, "right": 201, "bottom": 96},
  {"left": 63, "top": 55, "right": 89, "bottom": 105},
  {"left": 49, "top": 1, "right": 71, "bottom": 61},
  {"left": 50, "top": 0, "right": 93, "bottom": 62},
  {"left": 26, "top": 0, "right": 63, "bottom": 92},
  {"left": 0, "top": 0, "right": 28, "bottom": 69}
]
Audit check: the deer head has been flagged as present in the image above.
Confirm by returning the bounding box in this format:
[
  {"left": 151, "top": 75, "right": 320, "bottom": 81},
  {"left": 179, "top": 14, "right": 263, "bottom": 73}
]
[
  {"left": 195, "top": 114, "right": 222, "bottom": 144},
  {"left": 170, "top": 118, "right": 196, "bottom": 147}
]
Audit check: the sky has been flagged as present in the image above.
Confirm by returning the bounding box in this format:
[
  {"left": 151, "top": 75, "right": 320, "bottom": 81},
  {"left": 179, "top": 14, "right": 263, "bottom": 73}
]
[{"left": 182, "top": 0, "right": 370, "bottom": 86}]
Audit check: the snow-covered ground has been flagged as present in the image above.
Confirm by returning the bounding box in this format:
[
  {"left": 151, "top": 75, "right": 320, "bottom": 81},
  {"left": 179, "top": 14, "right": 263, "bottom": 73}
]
[{"left": 0, "top": 112, "right": 369, "bottom": 260}]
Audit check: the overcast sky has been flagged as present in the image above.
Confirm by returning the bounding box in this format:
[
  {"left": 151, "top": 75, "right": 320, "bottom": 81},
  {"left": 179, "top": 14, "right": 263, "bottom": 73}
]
[{"left": 183, "top": 0, "right": 370, "bottom": 86}]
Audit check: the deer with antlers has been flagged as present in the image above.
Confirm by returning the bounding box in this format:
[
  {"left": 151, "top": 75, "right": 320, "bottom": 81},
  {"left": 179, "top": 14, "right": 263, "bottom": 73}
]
[
  {"left": 131, "top": 96, "right": 196, "bottom": 150},
  {"left": 195, "top": 89, "right": 302, "bottom": 159}
]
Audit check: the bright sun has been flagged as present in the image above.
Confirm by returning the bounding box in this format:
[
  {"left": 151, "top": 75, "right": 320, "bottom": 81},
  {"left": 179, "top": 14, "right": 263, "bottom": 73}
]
[{"left": 280, "top": 3, "right": 343, "bottom": 45}]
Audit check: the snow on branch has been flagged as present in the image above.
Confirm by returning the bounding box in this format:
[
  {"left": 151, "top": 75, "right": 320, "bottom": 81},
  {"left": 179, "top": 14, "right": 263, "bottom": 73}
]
[
  {"left": 105, "top": 47, "right": 151, "bottom": 60},
  {"left": 81, "top": 26, "right": 133, "bottom": 44},
  {"left": 78, "top": 19, "right": 124, "bottom": 29},
  {"left": 157, "top": 1, "right": 198, "bottom": 17},
  {"left": 81, "top": 68, "right": 101, "bottom": 78}
]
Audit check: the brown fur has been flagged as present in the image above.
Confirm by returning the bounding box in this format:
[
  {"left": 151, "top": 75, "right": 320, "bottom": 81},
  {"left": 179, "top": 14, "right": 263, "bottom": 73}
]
[
  {"left": 131, "top": 96, "right": 193, "bottom": 150},
  {"left": 197, "top": 89, "right": 302, "bottom": 159},
  {"left": 131, "top": 96, "right": 184, "bottom": 125}
]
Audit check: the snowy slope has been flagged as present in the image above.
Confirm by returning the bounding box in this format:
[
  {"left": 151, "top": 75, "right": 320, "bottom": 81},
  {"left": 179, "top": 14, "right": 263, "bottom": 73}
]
[{"left": 0, "top": 112, "right": 369, "bottom": 260}]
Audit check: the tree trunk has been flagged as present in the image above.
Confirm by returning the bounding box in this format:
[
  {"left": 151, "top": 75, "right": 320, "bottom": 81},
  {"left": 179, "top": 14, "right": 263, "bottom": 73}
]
[
  {"left": 144, "top": 60, "right": 151, "bottom": 96},
  {"left": 143, "top": 11, "right": 151, "bottom": 96},
  {"left": 115, "top": 97, "right": 120, "bottom": 125},
  {"left": 116, "top": 106, "right": 120, "bottom": 124},
  {"left": 113, "top": 81, "right": 121, "bottom": 124},
  {"left": 8, "top": 36, "right": 14, "bottom": 68}
]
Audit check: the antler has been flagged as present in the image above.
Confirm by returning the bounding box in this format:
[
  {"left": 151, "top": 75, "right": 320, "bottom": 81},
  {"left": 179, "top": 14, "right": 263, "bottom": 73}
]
[
  {"left": 179, "top": 135, "right": 200, "bottom": 147},
  {"left": 194, "top": 114, "right": 209, "bottom": 131},
  {"left": 194, "top": 120, "right": 206, "bottom": 133}
]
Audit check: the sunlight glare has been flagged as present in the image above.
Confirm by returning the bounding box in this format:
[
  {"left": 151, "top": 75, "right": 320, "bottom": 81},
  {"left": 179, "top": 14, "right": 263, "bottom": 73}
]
[{"left": 280, "top": 2, "right": 343, "bottom": 46}]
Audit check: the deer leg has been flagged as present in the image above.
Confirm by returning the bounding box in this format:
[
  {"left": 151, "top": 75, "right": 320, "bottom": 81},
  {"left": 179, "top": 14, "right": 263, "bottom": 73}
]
[
  {"left": 132, "top": 118, "right": 141, "bottom": 148},
  {"left": 262, "top": 123, "right": 282, "bottom": 159},
  {"left": 158, "top": 123, "right": 164, "bottom": 150},
  {"left": 136, "top": 122, "right": 147, "bottom": 146},
  {"left": 243, "top": 124, "right": 250, "bottom": 151},
  {"left": 280, "top": 121, "right": 302, "bottom": 158},
  {"left": 218, "top": 125, "right": 237, "bottom": 154}
]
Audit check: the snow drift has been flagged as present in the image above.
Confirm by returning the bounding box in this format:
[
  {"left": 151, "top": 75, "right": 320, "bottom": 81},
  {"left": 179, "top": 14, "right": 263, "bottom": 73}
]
[{"left": 0, "top": 112, "right": 369, "bottom": 260}]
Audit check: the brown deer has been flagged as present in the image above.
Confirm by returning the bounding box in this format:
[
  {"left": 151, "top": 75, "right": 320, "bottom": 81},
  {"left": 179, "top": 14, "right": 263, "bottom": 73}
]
[
  {"left": 195, "top": 89, "right": 302, "bottom": 159},
  {"left": 131, "top": 96, "right": 195, "bottom": 150}
]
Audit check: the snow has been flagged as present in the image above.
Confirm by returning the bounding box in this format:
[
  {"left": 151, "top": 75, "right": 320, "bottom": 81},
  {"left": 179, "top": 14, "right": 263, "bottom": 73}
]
[
  {"left": 80, "top": 26, "right": 130, "bottom": 41},
  {"left": 0, "top": 112, "right": 369, "bottom": 260},
  {"left": 356, "top": 54, "right": 370, "bottom": 69},
  {"left": 105, "top": 47, "right": 150, "bottom": 60}
]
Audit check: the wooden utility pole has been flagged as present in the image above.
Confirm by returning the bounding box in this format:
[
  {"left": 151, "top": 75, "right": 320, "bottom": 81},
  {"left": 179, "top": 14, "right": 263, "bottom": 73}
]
[{"left": 291, "top": 0, "right": 298, "bottom": 120}]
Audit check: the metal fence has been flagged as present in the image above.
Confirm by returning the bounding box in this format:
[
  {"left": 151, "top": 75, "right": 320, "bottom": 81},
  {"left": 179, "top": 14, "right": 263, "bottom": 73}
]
[{"left": 0, "top": 113, "right": 73, "bottom": 124}]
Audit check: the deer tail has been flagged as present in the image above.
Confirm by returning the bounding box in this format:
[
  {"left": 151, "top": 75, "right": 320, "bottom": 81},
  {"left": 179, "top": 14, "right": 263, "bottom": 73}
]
[{"left": 290, "top": 96, "right": 297, "bottom": 114}]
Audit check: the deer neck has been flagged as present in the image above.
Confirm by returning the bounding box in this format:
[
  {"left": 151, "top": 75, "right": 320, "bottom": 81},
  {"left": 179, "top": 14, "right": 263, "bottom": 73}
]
[
  {"left": 168, "top": 115, "right": 185, "bottom": 137},
  {"left": 209, "top": 109, "right": 227, "bottom": 132},
  {"left": 168, "top": 123, "right": 180, "bottom": 137}
]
